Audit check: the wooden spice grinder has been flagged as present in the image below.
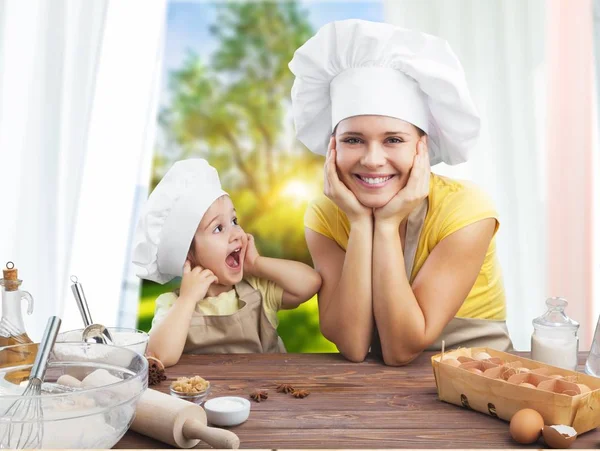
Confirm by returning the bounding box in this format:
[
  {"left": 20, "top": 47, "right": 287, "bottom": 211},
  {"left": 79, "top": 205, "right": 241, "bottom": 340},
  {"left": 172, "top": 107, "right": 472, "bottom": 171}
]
[{"left": 57, "top": 372, "right": 240, "bottom": 449}]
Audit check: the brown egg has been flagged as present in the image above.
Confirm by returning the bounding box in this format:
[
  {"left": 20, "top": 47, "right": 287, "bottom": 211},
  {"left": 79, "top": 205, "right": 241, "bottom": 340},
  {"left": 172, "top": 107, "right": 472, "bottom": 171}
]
[
  {"left": 509, "top": 408, "right": 544, "bottom": 444},
  {"left": 466, "top": 368, "right": 483, "bottom": 375},
  {"left": 561, "top": 390, "right": 579, "bottom": 396},
  {"left": 501, "top": 367, "right": 518, "bottom": 380},
  {"left": 576, "top": 384, "right": 591, "bottom": 394},
  {"left": 442, "top": 358, "right": 461, "bottom": 367},
  {"left": 542, "top": 425, "right": 577, "bottom": 448},
  {"left": 519, "top": 382, "right": 536, "bottom": 389},
  {"left": 473, "top": 352, "right": 492, "bottom": 361}
]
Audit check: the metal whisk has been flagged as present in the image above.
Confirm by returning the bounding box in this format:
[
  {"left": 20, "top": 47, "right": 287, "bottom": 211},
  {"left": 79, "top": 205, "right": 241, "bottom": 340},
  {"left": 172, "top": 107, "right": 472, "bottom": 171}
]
[{"left": 0, "top": 316, "right": 61, "bottom": 449}]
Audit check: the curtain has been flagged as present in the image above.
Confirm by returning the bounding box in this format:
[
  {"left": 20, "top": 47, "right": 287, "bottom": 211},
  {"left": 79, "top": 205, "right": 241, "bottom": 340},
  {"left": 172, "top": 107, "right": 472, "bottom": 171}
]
[{"left": 0, "top": 0, "right": 166, "bottom": 339}]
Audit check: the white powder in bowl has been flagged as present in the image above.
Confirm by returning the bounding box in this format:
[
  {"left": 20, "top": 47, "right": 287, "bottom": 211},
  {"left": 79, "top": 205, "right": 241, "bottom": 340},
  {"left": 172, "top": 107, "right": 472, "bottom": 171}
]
[
  {"left": 57, "top": 329, "right": 148, "bottom": 355},
  {"left": 111, "top": 332, "right": 148, "bottom": 355},
  {"left": 208, "top": 399, "right": 245, "bottom": 412}
]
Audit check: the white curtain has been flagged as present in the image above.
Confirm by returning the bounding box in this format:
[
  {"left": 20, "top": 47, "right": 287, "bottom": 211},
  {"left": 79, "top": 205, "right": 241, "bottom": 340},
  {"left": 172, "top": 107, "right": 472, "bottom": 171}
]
[
  {"left": 0, "top": 0, "right": 108, "bottom": 340},
  {"left": 0, "top": 0, "right": 165, "bottom": 340},
  {"left": 594, "top": 0, "right": 600, "bottom": 343},
  {"left": 383, "top": 0, "right": 547, "bottom": 350}
]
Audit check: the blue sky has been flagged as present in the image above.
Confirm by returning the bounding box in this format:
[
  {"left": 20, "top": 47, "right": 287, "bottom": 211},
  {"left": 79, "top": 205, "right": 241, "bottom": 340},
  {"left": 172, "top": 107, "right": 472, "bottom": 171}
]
[{"left": 160, "top": 0, "right": 384, "bottom": 103}]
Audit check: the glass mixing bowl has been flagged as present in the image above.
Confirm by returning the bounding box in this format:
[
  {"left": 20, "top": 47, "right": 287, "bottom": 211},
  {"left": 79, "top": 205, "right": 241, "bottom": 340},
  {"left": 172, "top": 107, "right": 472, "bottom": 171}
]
[
  {"left": 0, "top": 342, "right": 147, "bottom": 449},
  {"left": 56, "top": 327, "right": 149, "bottom": 356}
]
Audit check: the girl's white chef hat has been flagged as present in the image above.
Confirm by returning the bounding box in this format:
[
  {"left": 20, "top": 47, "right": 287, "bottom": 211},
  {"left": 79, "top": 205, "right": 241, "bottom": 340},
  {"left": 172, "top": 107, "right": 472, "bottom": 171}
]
[
  {"left": 132, "top": 158, "right": 228, "bottom": 284},
  {"left": 288, "top": 19, "right": 480, "bottom": 165}
]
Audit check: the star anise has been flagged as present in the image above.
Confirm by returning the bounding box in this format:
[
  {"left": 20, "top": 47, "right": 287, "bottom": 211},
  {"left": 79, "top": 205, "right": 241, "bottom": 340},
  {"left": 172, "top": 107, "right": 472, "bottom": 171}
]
[
  {"left": 249, "top": 389, "right": 268, "bottom": 402},
  {"left": 146, "top": 356, "right": 167, "bottom": 386},
  {"left": 276, "top": 383, "right": 295, "bottom": 394},
  {"left": 292, "top": 389, "right": 310, "bottom": 399}
]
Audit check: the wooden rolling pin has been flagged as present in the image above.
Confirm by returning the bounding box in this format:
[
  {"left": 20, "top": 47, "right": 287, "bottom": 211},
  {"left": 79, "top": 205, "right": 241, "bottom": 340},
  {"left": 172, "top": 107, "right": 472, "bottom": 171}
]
[{"left": 57, "top": 372, "right": 240, "bottom": 449}]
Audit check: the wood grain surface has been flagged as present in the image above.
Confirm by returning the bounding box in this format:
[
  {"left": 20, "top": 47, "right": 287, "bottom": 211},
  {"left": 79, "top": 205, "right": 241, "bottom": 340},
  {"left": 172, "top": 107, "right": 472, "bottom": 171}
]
[{"left": 114, "top": 352, "right": 600, "bottom": 449}]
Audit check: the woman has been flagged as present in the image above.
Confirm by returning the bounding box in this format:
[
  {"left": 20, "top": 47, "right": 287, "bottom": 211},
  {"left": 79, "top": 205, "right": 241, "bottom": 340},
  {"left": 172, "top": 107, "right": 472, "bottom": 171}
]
[{"left": 289, "top": 19, "right": 513, "bottom": 365}]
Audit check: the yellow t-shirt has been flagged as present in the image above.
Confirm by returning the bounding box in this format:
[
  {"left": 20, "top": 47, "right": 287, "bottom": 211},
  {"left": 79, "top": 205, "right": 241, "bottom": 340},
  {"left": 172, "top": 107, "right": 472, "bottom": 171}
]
[
  {"left": 304, "top": 173, "right": 506, "bottom": 320},
  {"left": 150, "top": 276, "right": 284, "bottom": 332}
]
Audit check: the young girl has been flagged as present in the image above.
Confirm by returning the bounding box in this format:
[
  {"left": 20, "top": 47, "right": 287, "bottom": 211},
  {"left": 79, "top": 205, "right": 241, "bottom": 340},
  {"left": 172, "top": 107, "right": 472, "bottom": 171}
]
[{"left": 133, "top": 158, "right": 321, "bottom": 367}]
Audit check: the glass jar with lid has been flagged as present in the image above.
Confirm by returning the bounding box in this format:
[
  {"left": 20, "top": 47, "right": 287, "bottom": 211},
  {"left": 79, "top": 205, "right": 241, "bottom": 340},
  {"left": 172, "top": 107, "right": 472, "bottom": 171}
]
[{"left": 531, "top": 297, "right": 579, "bottom": 370}]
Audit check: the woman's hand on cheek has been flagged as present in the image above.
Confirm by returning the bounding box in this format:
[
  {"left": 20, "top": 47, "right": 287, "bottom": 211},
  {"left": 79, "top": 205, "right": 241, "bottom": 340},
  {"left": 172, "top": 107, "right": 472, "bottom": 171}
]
[
  {"left": 374, "top": 139, "right": 431, "bottom": 227},
  {"left": 324, "top": 137, "right": 372, "bottom": 224},
  {"left": 179, "top": 260, "right": 219, "bottom": 302},
  {"left": 243, "top": 233, "right": 260, "bottom": 276}
]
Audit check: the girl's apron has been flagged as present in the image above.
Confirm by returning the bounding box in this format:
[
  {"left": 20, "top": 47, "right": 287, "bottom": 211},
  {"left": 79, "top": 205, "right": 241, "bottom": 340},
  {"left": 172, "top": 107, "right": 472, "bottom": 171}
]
[
  {"left": 371, "top": 199, "right": 513, "bottom": 356},
  {"left": 183, "top": 280, "right": 286, "bottom": 354}
]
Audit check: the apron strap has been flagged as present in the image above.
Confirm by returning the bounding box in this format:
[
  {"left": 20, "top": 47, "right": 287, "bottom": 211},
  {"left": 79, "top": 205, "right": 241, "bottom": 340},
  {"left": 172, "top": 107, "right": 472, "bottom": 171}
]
[
  {"left": 234, "top": 279, "right": 258, "bottom": 298},
  {"left": 403, "top": 199, "right": 429, "bottom": 280}
]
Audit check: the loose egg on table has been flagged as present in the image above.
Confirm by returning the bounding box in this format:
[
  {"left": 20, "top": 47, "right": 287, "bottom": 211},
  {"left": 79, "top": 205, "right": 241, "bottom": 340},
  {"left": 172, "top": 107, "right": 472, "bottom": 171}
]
[{"left": 509, "top": 408, "right": 544, "bottom": 444}]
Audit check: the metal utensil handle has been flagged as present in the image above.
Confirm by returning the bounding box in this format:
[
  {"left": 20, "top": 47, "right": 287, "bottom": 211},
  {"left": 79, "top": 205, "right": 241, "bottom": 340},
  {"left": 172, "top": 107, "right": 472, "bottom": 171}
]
[
  {"left": 30, "top": 316, "right": 62, "bottom": 382},
  {"left": 71, "top": 278, "right": 93, "bottom": 327}
]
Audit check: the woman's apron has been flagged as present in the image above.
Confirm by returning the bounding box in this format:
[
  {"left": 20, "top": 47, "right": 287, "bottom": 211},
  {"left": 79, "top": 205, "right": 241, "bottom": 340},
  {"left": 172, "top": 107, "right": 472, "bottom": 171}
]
[
  {"left": 183, "top": 280, "right": 286, "bottom": 354},
  {"left": 371, "top": 199, "right": 513, "bottom": 356}
]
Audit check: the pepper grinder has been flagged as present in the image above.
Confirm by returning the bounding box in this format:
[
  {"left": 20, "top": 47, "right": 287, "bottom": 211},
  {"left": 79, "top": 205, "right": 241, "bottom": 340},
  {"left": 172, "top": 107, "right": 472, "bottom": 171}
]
[{"left": 70, "top": 275, "right": 114, "bottom": 345}]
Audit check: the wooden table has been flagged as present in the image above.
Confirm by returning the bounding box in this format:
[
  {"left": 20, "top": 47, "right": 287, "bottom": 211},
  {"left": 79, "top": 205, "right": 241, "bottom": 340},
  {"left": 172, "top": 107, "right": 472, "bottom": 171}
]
[{"left": 115, "top": 352, "right": 600, "bottom": 449}]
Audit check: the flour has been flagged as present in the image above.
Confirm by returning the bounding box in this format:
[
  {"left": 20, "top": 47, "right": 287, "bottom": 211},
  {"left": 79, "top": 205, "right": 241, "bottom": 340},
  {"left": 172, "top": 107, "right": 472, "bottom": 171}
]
[
  {"left": 531, "top": 334, "right": 578, "bottom": 370},
  {"left": 0, "top": 393, "right": 132, "bottom": 448},
  {"left": 51, "top": 343, "right": 137, "bottom": 369},
  {"left": 57, "top": 329, "right": 148, "bottom": 355},
  {"left": 0, "top": 376, "right": 136, "bottom": 448}
]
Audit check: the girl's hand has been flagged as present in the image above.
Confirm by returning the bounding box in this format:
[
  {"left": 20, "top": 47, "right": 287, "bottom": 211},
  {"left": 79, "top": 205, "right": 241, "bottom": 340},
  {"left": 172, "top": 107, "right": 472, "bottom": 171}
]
[
  {"left": 324, "top": 137, "right": 372, "bottom": 224},
  {"left": 179, "top": 260, "right": 218, "bottom": 302},
  {"left": 374, "top": 138, "right": 431, "bottom": 228},
  {"left": 243, "top": 233, "right": 261, "bottom": 276}
]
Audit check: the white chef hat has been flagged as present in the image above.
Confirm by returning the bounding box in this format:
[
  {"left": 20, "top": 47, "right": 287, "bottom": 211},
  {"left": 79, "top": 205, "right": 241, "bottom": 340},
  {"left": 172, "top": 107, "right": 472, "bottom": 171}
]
[
  {"left": 132, "top": 158, "right": 228, "bottom": 284},
  {"left": 288, "top": 19, "right": 480, "bottom": 165}
]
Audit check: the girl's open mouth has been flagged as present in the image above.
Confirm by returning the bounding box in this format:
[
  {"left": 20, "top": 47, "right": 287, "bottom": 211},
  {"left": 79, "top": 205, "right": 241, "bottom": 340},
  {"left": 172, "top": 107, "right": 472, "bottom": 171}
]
[{"left": 225, "top": 248, "right": 242, "bottom": 269}]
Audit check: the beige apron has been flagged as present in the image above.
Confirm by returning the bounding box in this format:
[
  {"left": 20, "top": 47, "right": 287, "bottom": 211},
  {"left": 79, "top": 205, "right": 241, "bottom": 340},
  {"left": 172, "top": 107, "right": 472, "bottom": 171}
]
[
  {"left": 371, "top": 199, "right": 513, "bottom": 356},
  {"left": 183, "top": 280, "right": 286, "bottom": 354}
]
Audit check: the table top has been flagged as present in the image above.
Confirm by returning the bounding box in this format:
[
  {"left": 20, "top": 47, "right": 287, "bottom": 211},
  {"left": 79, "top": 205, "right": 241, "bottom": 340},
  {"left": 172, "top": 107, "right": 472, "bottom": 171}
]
[{"left": 115, "top": 352, "right": 600, "bottom": 449}]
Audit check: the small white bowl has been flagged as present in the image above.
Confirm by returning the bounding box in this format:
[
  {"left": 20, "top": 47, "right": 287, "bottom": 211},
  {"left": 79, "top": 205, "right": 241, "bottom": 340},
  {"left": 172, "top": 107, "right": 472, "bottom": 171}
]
[{"left": 203, "top": 396, "right": 250, "bottom": 427}]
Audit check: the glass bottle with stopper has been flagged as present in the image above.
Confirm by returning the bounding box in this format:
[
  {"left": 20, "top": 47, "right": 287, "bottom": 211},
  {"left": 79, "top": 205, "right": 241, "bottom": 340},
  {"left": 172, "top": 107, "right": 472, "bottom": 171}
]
[
  {"left": 0, "top": 262, "right": 36, "bottom": 378},
  {"left": 585, "top": 313, "right": 600, "bottom": 377},
  {"left": 0, "top": 261, "right": 34, "bottom": 347},
  {"left": 531, "top": 297, "right": 579, "bottom": 370}
]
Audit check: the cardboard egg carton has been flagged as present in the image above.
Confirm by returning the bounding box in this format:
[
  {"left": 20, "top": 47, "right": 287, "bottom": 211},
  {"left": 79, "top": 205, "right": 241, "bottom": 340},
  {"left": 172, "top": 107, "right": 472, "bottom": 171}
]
[{"left": 431, "top": 347, "right": 600, "bottom": 434}]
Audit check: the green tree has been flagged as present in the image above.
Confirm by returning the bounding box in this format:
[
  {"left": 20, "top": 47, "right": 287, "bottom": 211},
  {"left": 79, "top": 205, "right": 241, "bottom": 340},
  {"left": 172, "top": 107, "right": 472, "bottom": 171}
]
[{"left": 157, "top": 1, "right": 322, "bottom": 264}]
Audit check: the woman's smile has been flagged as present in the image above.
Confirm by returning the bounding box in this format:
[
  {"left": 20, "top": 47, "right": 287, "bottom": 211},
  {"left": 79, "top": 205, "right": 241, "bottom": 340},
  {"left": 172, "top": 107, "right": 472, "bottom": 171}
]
[{"left": 353, "top": 173, "right": 397, "bottom": 189}]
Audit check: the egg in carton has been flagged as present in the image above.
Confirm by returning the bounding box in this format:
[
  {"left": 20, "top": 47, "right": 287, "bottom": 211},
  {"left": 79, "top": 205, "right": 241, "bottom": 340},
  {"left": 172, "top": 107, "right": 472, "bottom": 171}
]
[{"left": 431, "top": 346, "right": 600, "bottom": 435}]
